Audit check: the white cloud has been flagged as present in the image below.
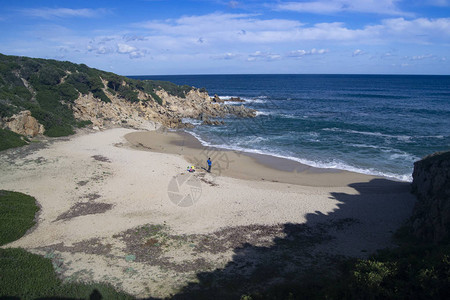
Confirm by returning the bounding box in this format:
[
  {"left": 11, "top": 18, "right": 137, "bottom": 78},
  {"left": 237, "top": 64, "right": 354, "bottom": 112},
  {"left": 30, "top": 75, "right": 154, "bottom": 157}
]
[
  {"left": 134, "top": 12, "right": 450, "bottom": 48},
  {"left": 135, "top": 13, "right": 304, "bottom": 43},
  {"left": 276, "top": 0, "right": 411, "bottom": 16},
  {"left": 352, "top": 49, "right": 365, "bottom": 56},
  {"left": 212, "top": 52, "right": 240, "bottom": 60},
  {"left": 365, "top": 17, "right": 450, "bottom": 44},
  {"left": 21, "top": 8, "right": 109, "bottom": 19},
  {"left": 116, "top": 43, "right": 147, "bottom": 59},
  {"left": 410, "top": 54, "right": 435, "bottom": 60},
  {"left": 129, "top": 50, "right": 147, "bottom": 59},
  {"left": 248, "top": 51, "right": 281, "bottom": 61},
  {"left": 117, "top": 43, "right": 137, "bottom": 54},
  {"left": 288, "top": 48, "right": 329, "bottom": 57}
]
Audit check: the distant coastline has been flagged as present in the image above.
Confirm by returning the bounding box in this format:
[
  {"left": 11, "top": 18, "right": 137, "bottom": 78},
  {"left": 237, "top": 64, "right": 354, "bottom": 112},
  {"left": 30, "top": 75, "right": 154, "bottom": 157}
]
[{"left": 130, "top": 74, "right": 450, "bottom": 182}]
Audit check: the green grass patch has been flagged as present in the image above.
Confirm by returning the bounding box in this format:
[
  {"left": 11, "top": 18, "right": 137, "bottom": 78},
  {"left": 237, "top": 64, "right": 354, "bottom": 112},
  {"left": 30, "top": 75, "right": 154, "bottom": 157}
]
[
  {"left": 0, "top": 248, "right": 134, "bottom": 300},
  {"left": 0, "top": 189, "right": 135, "bottom": 299},
  {"left": 0, "top": 128, "right": 27, "bottom": 151},
  {"left": 0, "top": 190, "right": 39, "bottom": 246}
]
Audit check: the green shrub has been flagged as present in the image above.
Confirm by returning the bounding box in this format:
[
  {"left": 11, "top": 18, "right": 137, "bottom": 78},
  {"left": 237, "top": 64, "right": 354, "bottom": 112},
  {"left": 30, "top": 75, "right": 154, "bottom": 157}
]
[
  {"left": 141, "top": 80, "right": 193, "bottom": 98},
  {"left": 58, "top": 82, "right": 79, "bottom": 102},
  {"left": 76, "top": 119, "right": 92, "bottom": 128},
  {"left": 0, "top": 190, "right": 38, "bottom": 245},
  {"left": 0, "top": 101, "right": 20, "bottom": 118},
  {"left": 19, "top": 58, "right": 41, "bottom": 80},
  {"left": 0, "top": 128, "right": 27, "bottom": 151},
  {"left": 107, "top": 74, "right": 122, "bottom": 91},
  {"left": 117, "top": 85, "right": 139, "bottom": 102},
  {"left": 37, "top": 65, "right": 64, "bottom": 86},
  {"left": 92, "top": 88, "right": 111, "bottom": 103},
  {"left": 36, "top": 89, "right": 59, "bottom": 110},
  {"left": 66, "top": 72, "right": 90, "bottom": 95},
  {"left": 44, "top": 125, "right": 75, "bottom": 137},
  {"left": 28, "top": 106, "right": 75, "bottom": 137},
  {"left": 150, "top": 91, "right": 163, "bottom": 105}
]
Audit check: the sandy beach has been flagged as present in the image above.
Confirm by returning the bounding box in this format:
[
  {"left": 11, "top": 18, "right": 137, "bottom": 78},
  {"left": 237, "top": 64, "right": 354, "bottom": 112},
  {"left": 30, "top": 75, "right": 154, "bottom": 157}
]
[{"left": 0, "top": 128, "right": 416, "bottom": 298}]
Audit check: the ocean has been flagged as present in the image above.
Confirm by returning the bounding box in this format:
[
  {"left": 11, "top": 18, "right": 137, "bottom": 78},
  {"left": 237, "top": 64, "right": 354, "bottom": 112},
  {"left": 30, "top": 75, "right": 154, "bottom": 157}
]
[{"left": 130, "top": 75, "right": 450, "bottom": 182}]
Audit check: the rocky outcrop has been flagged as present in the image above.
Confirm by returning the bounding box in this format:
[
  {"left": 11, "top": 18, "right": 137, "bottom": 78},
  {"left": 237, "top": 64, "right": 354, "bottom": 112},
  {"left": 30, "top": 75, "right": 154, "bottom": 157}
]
[
  {"left": 410, "top": 151, "right": 450, "bottom": 243},
  {"left": 202, "top": 119, "right": 225, "bottom": 126},
  {"left": 211, "top": 95, "right": 245, "bottom": 103},
  {"left": 72, "top": 84, "right": 256, "bottom": 131},
  {"left": 4, "top": 110, "right": 45, "bottom": 137},
  {"left": 72, "top": 92, "right": 160, "bottom": 131}
]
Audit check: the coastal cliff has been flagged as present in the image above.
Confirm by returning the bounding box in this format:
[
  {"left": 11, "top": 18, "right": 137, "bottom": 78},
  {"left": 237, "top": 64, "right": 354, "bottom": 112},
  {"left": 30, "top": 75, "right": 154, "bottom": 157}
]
[
  {"left": 0, "top": 53, "right": 255, "bottom": 141},
  {"left": 410, "top": 151, "right": 450, "bottom": 243}
]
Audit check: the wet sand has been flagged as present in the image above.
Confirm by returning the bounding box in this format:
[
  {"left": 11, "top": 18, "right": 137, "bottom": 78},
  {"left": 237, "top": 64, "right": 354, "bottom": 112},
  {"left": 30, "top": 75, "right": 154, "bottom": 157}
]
[{"left": 125, "top": 129, "right": 378, "bottom": 187}]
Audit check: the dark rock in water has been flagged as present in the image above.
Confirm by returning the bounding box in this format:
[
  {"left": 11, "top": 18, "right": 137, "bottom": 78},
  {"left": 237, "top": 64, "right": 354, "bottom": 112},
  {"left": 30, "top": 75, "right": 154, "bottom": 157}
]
[
  {"left": 201, "top": 116, "right": 224, "bottom": 126},
  {"left": 410, "top": 151, "right": 450, "bottom": 243},
  {"left": 202, "top": 119, "right": 225, "bottom": 126},
  {"left": 230, "top": 97, "right": 245, "bottom": 102},
  {"left": 211, "top": 95, "right": 245, "bottom": 103},
  {"left": 223, "top": 104, "right": 257, "bottom": 118}
]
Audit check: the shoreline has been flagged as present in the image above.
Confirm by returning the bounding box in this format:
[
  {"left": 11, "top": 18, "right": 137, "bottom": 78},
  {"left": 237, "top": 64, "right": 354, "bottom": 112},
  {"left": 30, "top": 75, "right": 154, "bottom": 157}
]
[
  {"left": 0, "top": 127, "right": 416, "bottom": 298},
  {"left": 125, "top": 129, "right": 381, "bottom": 187}
]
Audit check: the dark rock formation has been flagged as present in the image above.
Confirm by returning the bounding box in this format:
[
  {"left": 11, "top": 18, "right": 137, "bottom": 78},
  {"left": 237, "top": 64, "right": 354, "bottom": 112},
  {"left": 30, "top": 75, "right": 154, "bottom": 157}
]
[
  {"left": 212, "top": 94, "right": 222, "bottom": 103},
  {"left": 202, "top": 119, "right": 225, "bottom": 126},
  {"left": 211, "top": 95, "right": 245, "bottom": 103},
  {"left": 410, "top": 151, "right": 450, "bottom": 243}
]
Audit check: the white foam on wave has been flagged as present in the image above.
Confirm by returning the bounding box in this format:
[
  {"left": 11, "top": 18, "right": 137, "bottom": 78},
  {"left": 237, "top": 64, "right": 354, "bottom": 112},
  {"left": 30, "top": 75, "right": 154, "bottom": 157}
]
[
  {"left": 350, "top": 143, "right": 419, "bottom": 161},
  {"left": 217, "top": 95, "right": 268, "bottom": 104},
  {"left": 184, "top": 130, "right": 413, "bottom": 182},
  {"left": 323, "top": 128, "right": 412, "bottom": 142},
  {"left": 255, "top": 111, "right": 272, "bottom": 116},
  {"left": 181, "top": 118, "right": 202, "bottom": 126}
]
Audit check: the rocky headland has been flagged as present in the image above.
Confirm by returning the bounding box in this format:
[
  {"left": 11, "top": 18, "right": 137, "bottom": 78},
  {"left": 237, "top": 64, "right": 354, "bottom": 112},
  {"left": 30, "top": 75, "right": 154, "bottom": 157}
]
[
  {"left": 0, "top": 53, "right": 256, "bottom": 141},
  {"left": 410, "top": 151, "right": 450, "bottom": 243}
]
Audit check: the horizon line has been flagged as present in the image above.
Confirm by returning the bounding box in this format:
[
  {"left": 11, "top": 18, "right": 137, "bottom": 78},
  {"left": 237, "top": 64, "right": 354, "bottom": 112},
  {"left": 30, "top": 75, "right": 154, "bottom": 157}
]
[{"left": 126, "top": 73, "right": 450, "bottom": 77}]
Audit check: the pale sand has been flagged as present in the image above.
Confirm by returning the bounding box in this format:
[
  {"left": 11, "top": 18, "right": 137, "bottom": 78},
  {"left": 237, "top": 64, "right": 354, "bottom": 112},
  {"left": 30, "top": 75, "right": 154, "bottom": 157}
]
[{"left": 0, "top": 128, "right": 416, "bottom": 298}]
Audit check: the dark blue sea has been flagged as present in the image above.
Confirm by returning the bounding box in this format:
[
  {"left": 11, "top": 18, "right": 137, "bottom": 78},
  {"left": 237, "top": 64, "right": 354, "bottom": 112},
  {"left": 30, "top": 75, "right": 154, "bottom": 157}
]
[{"left": 130, "top": 75, "right": 450, "bottom": 181}]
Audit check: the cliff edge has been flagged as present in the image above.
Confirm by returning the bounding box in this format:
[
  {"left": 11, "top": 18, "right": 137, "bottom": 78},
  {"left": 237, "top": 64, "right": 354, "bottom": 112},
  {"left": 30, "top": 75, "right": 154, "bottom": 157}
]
[
  {"left": 410, "top": 151, "right": 450, "bottom": 243},
  {"left": 0, "top": 53, "right": 256, "bottom": 140}
]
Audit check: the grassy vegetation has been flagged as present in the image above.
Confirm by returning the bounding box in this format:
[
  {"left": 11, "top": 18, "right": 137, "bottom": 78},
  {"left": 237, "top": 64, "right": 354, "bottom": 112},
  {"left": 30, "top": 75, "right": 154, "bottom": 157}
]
[
  {"left": 0, "top": 128, "right": 28, "bottom": 151},
  {"left": 0, "top": 190, "right": 134, "bottom": 299},
  {"left": 0, "top": 190, "right": 38, "bottom": 246},
  {"left": 0, "top": 53, "right": 196, "bottom": 140},
  {"left": 242, "top": 227, "right": 450, "bottom": 300}
]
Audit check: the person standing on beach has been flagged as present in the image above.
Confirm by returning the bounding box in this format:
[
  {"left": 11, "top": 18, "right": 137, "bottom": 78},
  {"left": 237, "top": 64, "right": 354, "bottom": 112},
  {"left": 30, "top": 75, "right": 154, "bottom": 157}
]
[{"left": 207, "top": 158, "right": 212, "bottom": 173}]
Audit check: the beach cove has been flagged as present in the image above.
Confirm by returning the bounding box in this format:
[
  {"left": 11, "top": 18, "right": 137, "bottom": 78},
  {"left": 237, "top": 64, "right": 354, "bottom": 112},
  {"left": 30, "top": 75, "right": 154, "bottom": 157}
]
[{"left": 0, "top": 127, "right": 416, "bottom": 298}]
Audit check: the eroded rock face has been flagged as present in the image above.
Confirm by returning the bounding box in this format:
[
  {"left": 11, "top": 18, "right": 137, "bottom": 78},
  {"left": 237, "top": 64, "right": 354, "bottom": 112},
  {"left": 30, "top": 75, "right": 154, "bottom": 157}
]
[
  {"left": 72, "top": 86, "right": 256, "bottom": 130},
  {"left": 4, "top": 110, "right": 45, "bottom": 137},
  {"left": 410, "top": 151, "right": 450, "bottom": 243}
]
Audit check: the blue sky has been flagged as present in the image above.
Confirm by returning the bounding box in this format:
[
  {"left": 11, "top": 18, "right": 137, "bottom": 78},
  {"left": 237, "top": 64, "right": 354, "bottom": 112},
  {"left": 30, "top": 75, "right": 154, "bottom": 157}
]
[{"left": 0, "top": 0, "right": 449, "bottom": 75}]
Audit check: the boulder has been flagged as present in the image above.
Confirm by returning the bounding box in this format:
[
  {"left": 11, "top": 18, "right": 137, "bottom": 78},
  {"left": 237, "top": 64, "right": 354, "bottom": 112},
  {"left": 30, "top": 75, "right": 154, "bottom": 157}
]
[
  {"left": 212, "top": 94, "right": 224, "bottom": 103},
  {"left": 410, "top": 151, "right": 450, "bottom": 243},
  {"left": 5, "top": 110, "right": 44, "bottom": 137}
]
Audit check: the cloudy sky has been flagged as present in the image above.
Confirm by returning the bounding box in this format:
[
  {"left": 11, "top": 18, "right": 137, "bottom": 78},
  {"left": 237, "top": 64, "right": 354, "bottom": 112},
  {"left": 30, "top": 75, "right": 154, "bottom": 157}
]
[{"left": 1, "top": 0, "right": 449, "bottom": 75}]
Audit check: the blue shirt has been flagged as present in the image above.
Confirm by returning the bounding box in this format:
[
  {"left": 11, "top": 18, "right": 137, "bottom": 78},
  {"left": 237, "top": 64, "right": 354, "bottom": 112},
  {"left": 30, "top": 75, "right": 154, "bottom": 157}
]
[{"left": 207, "top": 159, "right": 211, "bottom": 166}]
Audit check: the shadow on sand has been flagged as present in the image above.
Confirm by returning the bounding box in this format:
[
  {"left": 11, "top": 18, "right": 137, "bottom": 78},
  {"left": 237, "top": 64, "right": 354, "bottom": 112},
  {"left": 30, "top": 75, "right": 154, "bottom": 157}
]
[{"left": 155, "top": 178, "right": 415, "bottom": 299}]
